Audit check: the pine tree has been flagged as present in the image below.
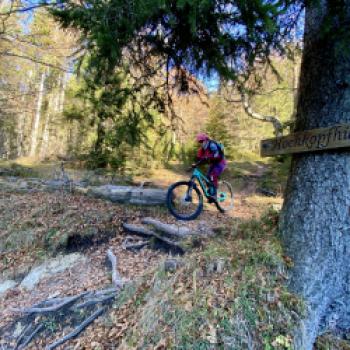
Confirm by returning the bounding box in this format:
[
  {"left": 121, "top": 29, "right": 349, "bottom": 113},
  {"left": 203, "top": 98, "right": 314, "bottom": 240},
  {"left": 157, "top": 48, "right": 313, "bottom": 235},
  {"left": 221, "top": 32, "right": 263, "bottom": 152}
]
[{"left": 205, "top": 96, "right": 233, "bottom": 157}]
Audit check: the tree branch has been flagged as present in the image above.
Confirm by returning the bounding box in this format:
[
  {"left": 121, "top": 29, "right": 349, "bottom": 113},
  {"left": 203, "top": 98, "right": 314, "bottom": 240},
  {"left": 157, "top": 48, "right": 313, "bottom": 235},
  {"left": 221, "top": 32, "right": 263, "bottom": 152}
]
[
  {"left": 0, "top": 2, "right": 58, "bottom": 16},
  {"left": 0, "top": 51, "right": 72, "bottom": 72},
  {"left": 240, "top": 90, "right": 283, "bottom": 137}
]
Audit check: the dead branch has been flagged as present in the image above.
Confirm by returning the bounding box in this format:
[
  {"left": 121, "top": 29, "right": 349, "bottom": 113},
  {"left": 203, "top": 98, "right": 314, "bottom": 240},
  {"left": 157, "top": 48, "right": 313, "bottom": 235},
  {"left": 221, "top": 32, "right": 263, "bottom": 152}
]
[
  {"left": 45, "top": 307, "right": 106, "bottom": 350},
  {"left": 240, "top": 91, "right": 283, "bottom": 137},
  {"left": 141, "top": 217, "right": 192, "bottom": 238},
  {"left": 107, "top": 249, "right": 123, "bottom": 289}
]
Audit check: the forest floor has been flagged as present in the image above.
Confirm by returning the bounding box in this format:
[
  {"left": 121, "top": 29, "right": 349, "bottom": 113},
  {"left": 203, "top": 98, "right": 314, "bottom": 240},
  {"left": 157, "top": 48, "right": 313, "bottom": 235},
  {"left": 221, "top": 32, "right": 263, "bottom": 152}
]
[{"left": 0, "top": 160, "right": 344, "bottom": 349}]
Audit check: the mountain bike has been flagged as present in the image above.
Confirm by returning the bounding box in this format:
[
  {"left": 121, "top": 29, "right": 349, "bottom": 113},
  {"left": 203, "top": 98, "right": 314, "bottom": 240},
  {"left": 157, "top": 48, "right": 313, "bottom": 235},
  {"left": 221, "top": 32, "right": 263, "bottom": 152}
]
[{"left": 166, "top": 165, "right": 234, "bottom": 220}]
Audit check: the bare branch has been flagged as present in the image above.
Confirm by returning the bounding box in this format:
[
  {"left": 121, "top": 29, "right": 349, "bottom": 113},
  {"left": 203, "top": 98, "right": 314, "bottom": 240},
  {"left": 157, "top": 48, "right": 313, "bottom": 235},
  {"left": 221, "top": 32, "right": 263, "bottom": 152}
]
[
  {"left": 0, "top": 51, "right": 72, "bottom": 72},
  {"left": 240, "top": 90, "right": 283, "bottom": 137},
  {"left": 0, "top": 2, "right": 58, "bottom": 17}
]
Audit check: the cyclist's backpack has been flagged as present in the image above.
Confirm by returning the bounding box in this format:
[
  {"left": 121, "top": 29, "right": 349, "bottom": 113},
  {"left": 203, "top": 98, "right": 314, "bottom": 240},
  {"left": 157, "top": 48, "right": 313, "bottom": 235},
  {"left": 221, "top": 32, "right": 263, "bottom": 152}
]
[{"left": 209, "top": 140, "right": 225, "bottom": 159}]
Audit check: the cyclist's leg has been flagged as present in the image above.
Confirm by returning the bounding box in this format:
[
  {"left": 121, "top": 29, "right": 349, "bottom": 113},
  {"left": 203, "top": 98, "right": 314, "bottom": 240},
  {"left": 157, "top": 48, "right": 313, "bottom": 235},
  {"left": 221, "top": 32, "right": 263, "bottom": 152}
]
[
  {"left": 206, "top": 165, "right": 216, "bottom": 196},
  {"left": 207, "top": 166, "right": 219, "bottom": 198},
  {"left": 208, "top": 162, "right": 226, "bottom": 197}
]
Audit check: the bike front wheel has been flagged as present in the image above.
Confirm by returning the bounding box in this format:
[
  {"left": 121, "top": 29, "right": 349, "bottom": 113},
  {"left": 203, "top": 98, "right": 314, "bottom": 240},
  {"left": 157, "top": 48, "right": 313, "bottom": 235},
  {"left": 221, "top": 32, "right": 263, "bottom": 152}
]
[
  {"left": 216, "top": 180, "right": 234, "bottom": 212},
  {"left": 166, "top": 181, "right": 203, "bottom": 221}
]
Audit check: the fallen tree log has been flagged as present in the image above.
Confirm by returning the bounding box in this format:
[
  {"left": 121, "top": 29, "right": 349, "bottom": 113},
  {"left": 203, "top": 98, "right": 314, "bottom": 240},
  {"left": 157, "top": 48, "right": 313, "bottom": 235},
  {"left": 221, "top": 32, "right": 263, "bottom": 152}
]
[
  {"left": 141, "top": 217, "right": 193, "bottom": 238},
  {"left": 88, "top": 185, "right": 167, "bottom": 205}
]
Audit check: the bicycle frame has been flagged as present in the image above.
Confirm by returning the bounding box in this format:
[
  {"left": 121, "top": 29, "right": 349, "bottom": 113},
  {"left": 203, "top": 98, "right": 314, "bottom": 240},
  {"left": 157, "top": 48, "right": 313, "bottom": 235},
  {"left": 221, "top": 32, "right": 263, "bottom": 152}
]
[{"left": 190, "top": 168, "right": 212, "bottom": 197}]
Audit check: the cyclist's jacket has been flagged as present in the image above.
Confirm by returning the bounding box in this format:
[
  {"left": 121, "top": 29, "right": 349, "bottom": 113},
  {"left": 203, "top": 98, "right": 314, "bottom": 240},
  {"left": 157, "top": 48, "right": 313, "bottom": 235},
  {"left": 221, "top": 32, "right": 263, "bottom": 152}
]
[{"left": 197, "top": 140, "right": 227, "bottom": 166}]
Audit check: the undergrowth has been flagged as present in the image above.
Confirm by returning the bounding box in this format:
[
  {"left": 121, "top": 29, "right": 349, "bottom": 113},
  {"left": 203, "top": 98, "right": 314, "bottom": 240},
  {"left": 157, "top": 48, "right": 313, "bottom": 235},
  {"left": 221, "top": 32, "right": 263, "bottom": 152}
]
[{"left": 119, "top": 209, "right": 305, "bottom": 349}]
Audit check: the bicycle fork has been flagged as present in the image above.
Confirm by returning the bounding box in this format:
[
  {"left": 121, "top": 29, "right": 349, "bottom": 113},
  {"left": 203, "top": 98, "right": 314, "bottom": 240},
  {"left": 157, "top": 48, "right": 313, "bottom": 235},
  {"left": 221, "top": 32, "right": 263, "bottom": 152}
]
[{"left": 185, "top": 180, "right": 196, "bottom": 202}]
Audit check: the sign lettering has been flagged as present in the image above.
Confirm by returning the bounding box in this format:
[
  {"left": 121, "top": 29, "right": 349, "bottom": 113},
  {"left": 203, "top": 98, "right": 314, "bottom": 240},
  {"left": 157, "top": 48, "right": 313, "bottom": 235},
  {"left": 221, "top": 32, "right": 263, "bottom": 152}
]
[{"left": 260, "top": 124, "right": 350, "bottom": 157}]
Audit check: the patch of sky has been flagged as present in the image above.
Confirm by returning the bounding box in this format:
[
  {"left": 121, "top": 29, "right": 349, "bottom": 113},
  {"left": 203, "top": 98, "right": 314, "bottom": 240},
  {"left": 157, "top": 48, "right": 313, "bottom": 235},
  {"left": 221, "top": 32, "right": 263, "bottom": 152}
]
[{"left": 199, "top": 71, "right": 220, "bottom": 93}]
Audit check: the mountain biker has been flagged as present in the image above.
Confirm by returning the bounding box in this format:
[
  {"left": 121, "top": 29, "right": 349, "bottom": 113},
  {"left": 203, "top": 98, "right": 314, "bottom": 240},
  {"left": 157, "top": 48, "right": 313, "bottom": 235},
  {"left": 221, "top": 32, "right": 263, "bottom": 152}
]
[{"left": 193, "top": 133, "right": 227, "bottom": 201}]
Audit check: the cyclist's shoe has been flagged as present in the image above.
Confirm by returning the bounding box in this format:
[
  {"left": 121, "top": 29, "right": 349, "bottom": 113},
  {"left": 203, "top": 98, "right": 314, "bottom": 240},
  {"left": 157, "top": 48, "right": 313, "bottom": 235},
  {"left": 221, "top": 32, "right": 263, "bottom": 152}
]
[{"left": 207, "top": 195, "right": 217, "bottom": 204}]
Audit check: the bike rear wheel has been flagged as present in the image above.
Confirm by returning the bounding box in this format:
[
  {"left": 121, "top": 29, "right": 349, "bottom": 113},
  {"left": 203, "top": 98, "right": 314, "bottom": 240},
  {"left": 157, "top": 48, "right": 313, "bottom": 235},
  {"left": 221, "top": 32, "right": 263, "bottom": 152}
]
[
  {"left": 216, "top": 180, "right": 234, "bottom": 212},
  {"left": 166, "top": 181, "right": 203, "bottom": 221}
]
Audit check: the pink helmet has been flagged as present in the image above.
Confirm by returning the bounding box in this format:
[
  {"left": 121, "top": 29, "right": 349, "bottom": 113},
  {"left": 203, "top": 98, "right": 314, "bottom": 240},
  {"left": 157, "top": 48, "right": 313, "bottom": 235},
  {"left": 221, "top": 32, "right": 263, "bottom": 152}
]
[{"left": 196, "top": 133, "right": 209, "bottom": 142}]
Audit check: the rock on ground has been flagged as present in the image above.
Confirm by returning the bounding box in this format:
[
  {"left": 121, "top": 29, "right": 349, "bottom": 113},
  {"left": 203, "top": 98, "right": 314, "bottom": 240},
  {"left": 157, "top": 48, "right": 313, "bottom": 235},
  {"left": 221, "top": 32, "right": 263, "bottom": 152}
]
[
  {"left": 0, "top": 280, "right": 17, "bottom": 297},
  {"left": 20, "top": 253, "right": 87, "bottom": 290}
]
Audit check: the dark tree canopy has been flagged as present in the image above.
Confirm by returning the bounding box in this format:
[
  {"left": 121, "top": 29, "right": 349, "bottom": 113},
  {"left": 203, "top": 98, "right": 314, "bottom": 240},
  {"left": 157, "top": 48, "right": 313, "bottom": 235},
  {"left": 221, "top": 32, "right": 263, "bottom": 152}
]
[{"left": 52, "top": 0, "right": 304, "bottom": 86}]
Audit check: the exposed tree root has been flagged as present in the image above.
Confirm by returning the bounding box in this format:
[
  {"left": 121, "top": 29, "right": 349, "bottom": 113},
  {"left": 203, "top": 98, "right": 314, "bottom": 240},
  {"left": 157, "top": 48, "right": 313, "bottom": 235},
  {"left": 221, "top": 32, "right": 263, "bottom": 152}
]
[
  {"left": 121, "top": 217, "right": 210, "bottom": 255},
  {"left": 122, "top": 236, "right": 149, "bottom": 251},
  {"left": 45, "top": 307, "right": 105, "bottom": 350},
  {"left": 107, "top": 249, "right": 123, "bottom": 289},
  {"left": 122, "top": 223, "right": 185, "bottom": 254},
  {"left": 14, "top": 324, "right": 33, "bottom": 350},
  {"left": 2, "top": 250, "right": 124, "bottom": 349},
  {"left": 17, "top": 324, "right": 44, "bottom": 350},
  {"left": 12, "top": 293, "right": 88, "bottom": 314}
]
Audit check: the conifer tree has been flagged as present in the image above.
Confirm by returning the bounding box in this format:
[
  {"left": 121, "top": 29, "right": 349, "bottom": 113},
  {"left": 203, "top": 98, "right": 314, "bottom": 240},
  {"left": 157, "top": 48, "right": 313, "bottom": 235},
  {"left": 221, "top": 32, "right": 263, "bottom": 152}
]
[{"left": 205, "top": 96, "right": 233, "bottom": 156}]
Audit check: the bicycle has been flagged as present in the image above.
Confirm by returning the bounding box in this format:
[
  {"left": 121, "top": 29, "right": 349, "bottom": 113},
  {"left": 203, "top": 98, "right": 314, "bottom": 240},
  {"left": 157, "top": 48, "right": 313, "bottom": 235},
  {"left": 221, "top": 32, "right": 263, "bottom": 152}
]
[{"left": 166, "top": 165, "right": 234, "bottom": 220}]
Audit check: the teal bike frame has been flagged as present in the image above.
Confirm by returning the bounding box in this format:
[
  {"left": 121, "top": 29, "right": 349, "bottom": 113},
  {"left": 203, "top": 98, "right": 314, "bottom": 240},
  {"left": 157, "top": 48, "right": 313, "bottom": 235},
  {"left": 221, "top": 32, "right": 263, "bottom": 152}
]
[
  {"left": 190, "top": 168, "right": 212, "bottom": 197},
  {"left": 189, "top": 167, "right": 228, "bottom": 204}
]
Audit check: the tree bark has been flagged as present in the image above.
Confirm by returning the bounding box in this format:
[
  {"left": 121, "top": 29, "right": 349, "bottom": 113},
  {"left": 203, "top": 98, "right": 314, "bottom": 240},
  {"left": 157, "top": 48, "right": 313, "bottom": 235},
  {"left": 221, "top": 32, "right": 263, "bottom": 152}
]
[
  {"left": 58, "top": 72, "right": 67, "bottom": 113},
  {"left": 30, "top": 71, "right": 46, "bottom": 157},
  {"left": 280, "top": 1, "right": 350, "bottom": 349}
]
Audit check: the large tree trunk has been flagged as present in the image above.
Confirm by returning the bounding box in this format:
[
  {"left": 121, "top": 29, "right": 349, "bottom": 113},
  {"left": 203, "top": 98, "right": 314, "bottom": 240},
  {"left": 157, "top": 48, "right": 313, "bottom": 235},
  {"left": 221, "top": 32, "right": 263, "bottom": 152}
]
[{"left": 280, "top": 1, "right": 350, "bottom": 349}]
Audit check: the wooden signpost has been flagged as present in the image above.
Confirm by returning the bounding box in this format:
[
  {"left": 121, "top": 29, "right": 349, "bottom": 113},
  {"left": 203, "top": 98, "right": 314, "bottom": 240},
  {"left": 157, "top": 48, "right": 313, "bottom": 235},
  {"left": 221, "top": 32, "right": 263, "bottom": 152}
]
[{"left": 260, "top": 124, "right": 350, "bottom": 157}]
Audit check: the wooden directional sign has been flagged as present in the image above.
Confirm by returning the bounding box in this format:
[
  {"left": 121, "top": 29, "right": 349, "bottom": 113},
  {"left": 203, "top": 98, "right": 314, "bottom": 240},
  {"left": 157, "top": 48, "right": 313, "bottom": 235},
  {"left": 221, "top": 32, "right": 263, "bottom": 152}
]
[{"left": 261, "top": 124, "right": 350, "bottom": 157}]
